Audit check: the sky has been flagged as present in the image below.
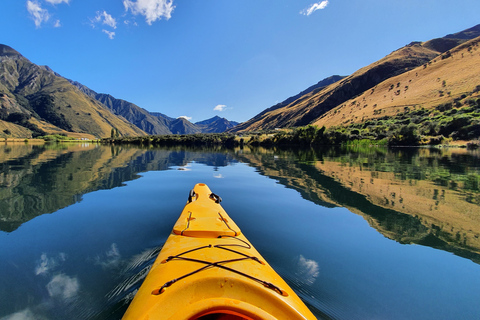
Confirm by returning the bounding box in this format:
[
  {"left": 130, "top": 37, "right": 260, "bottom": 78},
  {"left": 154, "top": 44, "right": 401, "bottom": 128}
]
[{"left": 1, "top": 0, "right": 479, "bottom": 123}]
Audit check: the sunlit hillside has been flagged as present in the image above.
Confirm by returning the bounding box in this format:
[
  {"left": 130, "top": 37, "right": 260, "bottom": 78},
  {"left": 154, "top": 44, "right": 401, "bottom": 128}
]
[{"left": 314, "top": 36, "right": 480, "bottom": 128}]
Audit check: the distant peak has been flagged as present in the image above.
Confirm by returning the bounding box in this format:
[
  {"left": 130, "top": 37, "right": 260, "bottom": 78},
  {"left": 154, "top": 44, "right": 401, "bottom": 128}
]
[
  {"left": 0, "top": 44, "right": 22, "bottom": 57},
  {"left": 194, "top": 116, "right": 225, "bottom": 126}
]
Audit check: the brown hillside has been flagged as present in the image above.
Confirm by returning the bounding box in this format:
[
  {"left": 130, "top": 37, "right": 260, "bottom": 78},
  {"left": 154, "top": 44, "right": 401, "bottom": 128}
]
[{"left": 314, "top": 36, "right": 480, "bottom": 128}]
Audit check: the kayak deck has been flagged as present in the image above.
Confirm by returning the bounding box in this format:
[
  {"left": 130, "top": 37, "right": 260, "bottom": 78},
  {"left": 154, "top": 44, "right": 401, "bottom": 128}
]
[{"left": 122, "top": 183, "right": 316, "bottom": 320}]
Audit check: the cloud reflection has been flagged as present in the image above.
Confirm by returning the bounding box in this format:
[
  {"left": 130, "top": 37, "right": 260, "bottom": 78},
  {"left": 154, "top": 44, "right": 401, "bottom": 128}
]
[
  {"left": 46, "top": 273, "right": 80, "bottom": 300},
  {"left": 95, "top": 243, "right": 122, "bottom": 269},
  {"left": 296, "top": 255, "right": 319, "bottom": 285},
  {"left": 0, "top": 309, "right": 47, "bottom": 320},
  {"left": 35, "top": 252, "right": 67, "bottom": 276}
]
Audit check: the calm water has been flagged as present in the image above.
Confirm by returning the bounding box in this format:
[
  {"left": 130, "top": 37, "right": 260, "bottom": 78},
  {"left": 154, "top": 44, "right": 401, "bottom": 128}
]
[{"left": 1, "top": 143, "right": 480, "bottom": 320}]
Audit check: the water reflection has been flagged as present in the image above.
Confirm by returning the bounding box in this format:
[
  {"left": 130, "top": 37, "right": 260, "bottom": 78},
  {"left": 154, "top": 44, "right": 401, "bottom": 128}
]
[
  {"left": 236, "top": 146, "right": 480, "bottom": 264},
  {"left": 1, "top": 143, "right": 480, "bottom": 319},
  {"left": 1, "top": 143, "right": 479, "bottom": 265},
  {"left": 0, "top": 144, "right": 238, "bottom": 232}
]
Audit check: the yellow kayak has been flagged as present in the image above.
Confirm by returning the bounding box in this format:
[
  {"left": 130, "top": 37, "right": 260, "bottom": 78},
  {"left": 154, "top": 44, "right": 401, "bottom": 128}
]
[{"left": 123, "top": 183, "right": 317, "bottom": 320}]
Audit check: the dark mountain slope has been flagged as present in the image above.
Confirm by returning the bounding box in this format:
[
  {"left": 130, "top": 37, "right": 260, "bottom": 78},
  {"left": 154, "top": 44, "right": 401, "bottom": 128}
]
[
  {"left": 170, "top": 117, "right": 201, "bottom": 134},
  {"left": 68, "top": 80, "right": 172, "bottom": 135},
  {"left": 231, "top": 75, "right": 345, "bottom": 132},
  {"left": 0, "top": 45, "right": 145, "bottom": 138},
  {"left": 444, "top": 23, "right": 480, "bottom": 40}
]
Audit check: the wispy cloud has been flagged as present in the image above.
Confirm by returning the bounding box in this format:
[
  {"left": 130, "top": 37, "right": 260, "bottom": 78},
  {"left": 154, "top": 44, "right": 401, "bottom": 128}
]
[
  {"left": 102, "top": 30, "right": 116, "bottom": 39},
  {"left": 300, "top": 1, "right": 329, "bottom": 16},
  {"left": 178, "top": 116, "right": 192, "bottom": 121},
  {"left": 90, "top": 11, "right": 117, "bottom": 39},
  {"left": 27, "top": 0, "right": 70, "bottom": 28},
  {"left": 27, "top": 1, "right": 50, "bottom": 28},
  {"left": 123, "top": 0, "right": 175, "bottom": 25},
  {"left": 213, "top": 104, "right": 227, "bottom": 112},
  {"left": 94, "top": 11, "right": 117, "bottom": 29}
]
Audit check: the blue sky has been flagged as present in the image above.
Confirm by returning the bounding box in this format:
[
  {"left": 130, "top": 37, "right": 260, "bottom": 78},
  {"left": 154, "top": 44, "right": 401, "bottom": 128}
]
[{"left": 1, "top": 0, "right": 479, "bottom": 123}]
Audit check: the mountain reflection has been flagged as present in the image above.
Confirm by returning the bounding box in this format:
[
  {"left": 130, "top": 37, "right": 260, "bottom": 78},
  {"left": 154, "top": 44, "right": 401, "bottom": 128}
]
[
  {"left": 236, "top": 146, "right": 480, "bottom": 264},
  {"left": 1, "top": 143, "right": 479, "bottom": 264},
  {"left": 0, "top": 144, "right": 237, "bottom": 232}
]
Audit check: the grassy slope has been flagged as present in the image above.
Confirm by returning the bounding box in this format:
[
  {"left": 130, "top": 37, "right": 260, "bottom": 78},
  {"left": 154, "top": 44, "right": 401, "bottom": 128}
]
[
  {"left": 0, "top": 119, "right": 32, "bottom": 138},
  {"left": 314, "top": 36, "right": 480, "bottom": 128}
]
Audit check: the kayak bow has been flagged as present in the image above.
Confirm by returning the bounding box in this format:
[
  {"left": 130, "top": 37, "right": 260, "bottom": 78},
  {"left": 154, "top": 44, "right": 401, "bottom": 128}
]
[{"left": 123, "top": 183, "right": 317, "bottom": 320}]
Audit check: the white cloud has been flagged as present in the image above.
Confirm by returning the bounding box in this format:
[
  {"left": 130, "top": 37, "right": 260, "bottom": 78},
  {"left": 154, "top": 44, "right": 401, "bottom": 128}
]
[
  {"left": 213, "top": 104, "right": 227, "bottom": 112},
  {"left": 124, "top": 0, "right": 175, "bottom": 25},
  {"left": 27, "top": 1, "right": 50, "bottom": 28},
  {"left": 54, "top": 19, "right": 61, "bottom": 27},
  {"left": 94, "top": 11, "right": 117, "bottom": 29},
  {"left": 214, "top": 173, "right": 224, "bottom": 179},
  {"left": 178, "top": 116, "right": 192, "bottom": 121},
  {"left": 45, "top": 0, "right": 70, "bottom": 4},
  {"left": 124, "top": 20, "right": 139, "bottom": 27},
  {"left": 300, "top": 1, "right": 329, "bottom": 16},
  {"left": 103, "top": 30, "right": 116, "bottom": 39},
  {"left": 46, "top": 274, "right": 80, "bottom": 300}
]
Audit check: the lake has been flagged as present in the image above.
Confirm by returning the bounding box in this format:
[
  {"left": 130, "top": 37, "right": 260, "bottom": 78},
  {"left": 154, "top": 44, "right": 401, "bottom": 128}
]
[{"left": 1, "top": 143, "right": 479, "bottom": 320}]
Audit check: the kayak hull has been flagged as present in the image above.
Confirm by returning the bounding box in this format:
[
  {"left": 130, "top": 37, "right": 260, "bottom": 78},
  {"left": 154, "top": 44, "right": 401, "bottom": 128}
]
[{"left": 122, "top": 183, "right": 316, "bottom": 320}]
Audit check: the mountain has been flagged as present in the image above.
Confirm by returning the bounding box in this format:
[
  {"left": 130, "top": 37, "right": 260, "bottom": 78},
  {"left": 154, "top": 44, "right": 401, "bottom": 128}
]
[
  {"left": 69, "top": 79, "right": 173, "bottom": 135},
  {"left": 169, "top": 117, "right": 201, "bottom": 134},
  {"left": 195, "top": 116, "right": 239, "bottom": 133},
  {"left": 0, "top": 45, "right": 145, "bottom": 138},
  {"left": 314, "top": 35, "right": 480, "bottom": 130},
  {"left": 232, "top": 24, "right": 480, "bottom": 132},
  {"left": 69, "top": 80, "right": 239, "bottom": 135}
]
